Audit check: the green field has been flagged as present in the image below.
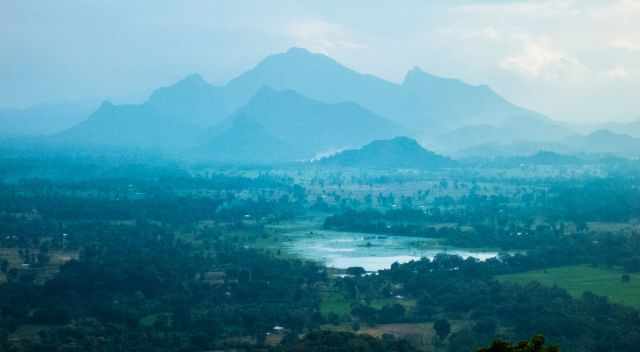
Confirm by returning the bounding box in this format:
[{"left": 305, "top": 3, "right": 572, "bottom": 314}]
[
  {"left": 320, "top": 291, "right": 352, "bottom": 317},
  {"left": 320, "top": 290, "right": 417, "bottom": 318},
  {"left": 497, "top": 265, "right": 640, "bottom": 308}
]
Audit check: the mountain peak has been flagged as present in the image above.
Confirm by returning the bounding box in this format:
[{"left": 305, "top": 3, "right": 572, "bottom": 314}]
[
  {"left": 402, "top": 67, "right": 494, "bottom": 93},
  {"left": 285, "top": 47, "right": 313, "bottom": 55},
  {"left": 406, "top": 66, "right": 426, "bottom": 77},
  {"left": 92, "top": 100, "right": 116, "bottom": 116},
  {"left": 588, "top": 129, "right": 622, "bottom": 138},
  {"left": 256, "top": 47, "right": 339, "bottom": 69},
  {"left": 175, "top": 73, "right": 207, "bottom": 87},
  {"left": 403, "top": 67, "right": 459, "bottom": 86},
  {"left": 147, "top": 73, "right": 211, "bottom": 104},
  {"left": 99, "top": 100, "right": 115, "bottom": 109}
]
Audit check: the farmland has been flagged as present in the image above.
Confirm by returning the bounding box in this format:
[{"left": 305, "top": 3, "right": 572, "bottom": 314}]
[{"left": 498, "top": 265, "right": 640, "bottom": 308}]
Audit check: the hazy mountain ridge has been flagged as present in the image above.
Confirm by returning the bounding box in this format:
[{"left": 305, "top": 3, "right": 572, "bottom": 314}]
[
  {"left": 45, "top": 47, "right": 640, "bottom": 161},
  {"left": 199, "top": 87, "right": 404, "bottom": 162},
  {"left": 457, "top": 129, "right": 640, "bottom": 158},
  {"left": 194, "top": 114, "right": 296, "bottom": 163},
  {"left": 318, "top": 136, "right": 455, "bottom": 169},
  {"left": 224, "top": 48, "right": 565, "bottom": 140},
  {"left": 566, "top": 129, "right": 640, "bottom": 157},
  {"left": 588, "top": 119, "right": 640, "bottom": 139},
  {"left": 146, "top": 74, "right": 228, "bottom": 128},
  {"left": 54, "top": 100, "right": 207, "bottom": 151}
]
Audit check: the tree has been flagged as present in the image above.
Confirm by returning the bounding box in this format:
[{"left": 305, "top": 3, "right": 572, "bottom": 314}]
[
  {"left": 477, "top": 335, "right": 559, "bottom": 352},
  {"left": 351, "top": 320, "right": 361, "bottom": 332},
  {"left": 0, "top": 259, "right": 8, "bottom": 274},
  {"left": 434, "top": 319, "right": 451, "bottom": 341},
  {"left": 346, "top": 266, "right": 366, "bottom": 277}
]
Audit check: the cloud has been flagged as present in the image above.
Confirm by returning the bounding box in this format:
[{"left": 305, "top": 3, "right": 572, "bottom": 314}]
[
  {"left": 609, "top": 38, "right": 640, "bottom": 52},
  {"left": 499, "top": 37, "right": 588, "bottom": 80},
  {"left": 604, "top": 65, "right": 630, "bottom": 80},
  {"left": 456, "top": 0, "right": 583, "bottom": 18},
  {"left": 285, "top": 19, "right": 365, "bottom": 54}
]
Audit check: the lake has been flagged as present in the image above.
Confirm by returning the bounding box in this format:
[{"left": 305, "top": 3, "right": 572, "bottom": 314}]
[{"left": 282, "top": 230, "right": 500, "bottom": 271}]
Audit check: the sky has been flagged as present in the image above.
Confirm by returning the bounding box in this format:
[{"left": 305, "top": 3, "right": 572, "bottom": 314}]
[{"left": 2, "top": 0, "right": 640, "bottom": 123}]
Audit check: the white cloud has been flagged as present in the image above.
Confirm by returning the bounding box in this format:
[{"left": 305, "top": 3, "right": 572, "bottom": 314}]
[
  {"left": 456, "top": 0, "right": 583, "bottom": 18},
  {"left": 588, "top": 0, "right": 640, "bottom": 21},
  {"left": 285, "top": 19, "right": 365, "bottom": 54},
  {"left": 610, "top": 38, "right": 640, "bottom": 52},
  {"left": 605, "top": 65, "right": 630, "bottom": 79},
  {"left": 499, "top": 37, "right": 588, "bottom": 80}
]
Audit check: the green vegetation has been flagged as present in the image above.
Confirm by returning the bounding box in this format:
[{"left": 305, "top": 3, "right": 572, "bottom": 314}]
[
  {"left": 498, "top": 265, "right": 640, "bottom": 308},
  {"left": 478, "top": 335, "right": 559, "bottom": 352},
  {"left": 320, "top": 290, "right": 352, "bottom": 317},
  {"left": 4, "top": 155, "right": 640, "bottom": 351}
]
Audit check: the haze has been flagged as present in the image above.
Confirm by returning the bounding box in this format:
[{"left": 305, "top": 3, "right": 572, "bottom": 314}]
[
  {"left": 4, "top": 2, "right": 640, "bottom": 352},
  {"left": 3, "top": 0, "right": 640, "bottom": 123}
]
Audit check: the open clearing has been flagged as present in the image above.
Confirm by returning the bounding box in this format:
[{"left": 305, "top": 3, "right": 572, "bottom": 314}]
[{"left": 497, "top": 265, "right": 640, "bottom": 308}]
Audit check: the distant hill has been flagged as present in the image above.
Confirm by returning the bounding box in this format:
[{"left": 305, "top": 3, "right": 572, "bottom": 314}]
[
  {"left": 52, "top": 75, "right": 231, "bottom": 151},
  {"left": 195, "top": 115, "right": 295, "bottom": 163},
  {"left": 517, "top": 151, "right": 583, "bottom": 165},
  {"left": 576, "top": 118, "right": 640, "bottom": 139},
  {"left": 54, "top": 100, "right": 206, "bottom": 151},
  {"left": 431, "top": 119, "right": 569, "bottom": 154},
  {"left": 318, "top": 136, "right": 455, "bottom": 169},
  {"left": 198, "top": 88, "right": 403, "bottom": 162},
  {"left": 456, "top": 129, "right": 640, "bottom": 159},
  {"left": 145, "top": 74, "right": 228, "bottom": 128},
  {"left": 565, "top": 129, "right": 640, "bottom": 157}
]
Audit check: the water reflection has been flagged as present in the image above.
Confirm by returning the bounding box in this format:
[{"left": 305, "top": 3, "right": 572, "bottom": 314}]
[{"left": 284, "top": 230, "right": 499, "bottom": 271}]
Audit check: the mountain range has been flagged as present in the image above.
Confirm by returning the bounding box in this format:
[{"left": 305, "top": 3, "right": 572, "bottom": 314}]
[
  {"left": 457, "top": 130, "right": 640, "bottom": 158},
  {"left": 2, "top": 47, "right": 633, "bottom": 162},
  {"left": 223, "top": 48, "right": 566, "bottom": 141}
]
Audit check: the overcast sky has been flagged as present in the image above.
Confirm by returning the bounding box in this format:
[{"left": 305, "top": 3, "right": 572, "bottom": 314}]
[{"left": 2, "top": 0, "right": 639, "bottom": 123}]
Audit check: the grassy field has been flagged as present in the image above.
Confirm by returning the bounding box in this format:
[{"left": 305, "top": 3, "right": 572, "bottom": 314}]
[
  {"left": 497, "top": 265, "right": 640, "bottom": 308},
  {"left": 320, "top": 291, "right": 352, "bottom": 317},
  {"left": 320, "top": 290, "right": 418, "bottom": 320}
]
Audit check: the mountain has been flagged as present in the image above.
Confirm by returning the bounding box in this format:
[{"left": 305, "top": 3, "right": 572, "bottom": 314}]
[
  {"left": 195, "top": 115, "right": 295, "bottom": 163},
  {"left": 145, "top": 74, "right": 228, "bottom": 128},
  {"left": 223, "top": 48, "right": 400, "bottom": 121},
  {"left": 457, "top": 129, "right": 640, "bottom": 158},
  {"left": 0, "top": 101, "right": 96, "bottom": 136},
  {"left": 430, "top": 118, "right": 569, "bottom": 154},
  {"left": 318, "top": 136, "right": 455, "bottom": 169},
  {"left": 198, "top": 88, "right": 404, "bottom": 162},
  {"left": 53, "top": 47, "right": 567, "bottom": 158},
  {"left": 52, "top": 75, "right": 226, "bottom": 151},
  {"left": 596, "top": 119, "right": 640, "bottom": 138},
  {"left": 54, "top": 100, "right": 206, "bottom": 151},
  {"left": 565, "top": 130, "right": 640, "bottom": 157},
  {"left": 223, "top": 47, "right": 567, "bottom": 140}
]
